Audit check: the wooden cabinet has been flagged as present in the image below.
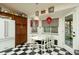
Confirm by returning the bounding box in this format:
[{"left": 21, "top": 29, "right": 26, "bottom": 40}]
[
  {"left": 14, "top": 16, "right": 27, "bottom": 46},
  {"left": 0, "top": 12, "right": 27, "bottom": 46}
]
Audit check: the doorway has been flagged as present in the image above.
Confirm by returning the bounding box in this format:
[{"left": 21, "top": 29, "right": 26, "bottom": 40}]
[{"left": 65, "top": 14, "right": 73, "bottom": 48}]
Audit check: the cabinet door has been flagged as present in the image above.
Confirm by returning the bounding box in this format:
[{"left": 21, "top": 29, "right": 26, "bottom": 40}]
[
  {"left": 20, "top": 35, "right": 27, "bottom": 44},
  {"left": 0, "top": 18, "right": 5, "bottom": 39},
  {"left": 0, "top": 41, "right": 6, "bottom": 51},
  {"left": 16, "top": 34, "right": 21, "bottom": 45},
  {"left": 21, "top": 25, "right": 27, "bottom": 34},
  {"left": 7, "top": 20, "right": 15, "bottom": 38},
  {"left": 16, "top": 25, "right": 23, "bottom": 34},
  {"left": 5, "top": 39, "right": 15, "bottom": 49},
  {"left": 15, "top": 16, "right": 23, "bottom": 25},
  {"left": 0, "top": 39, "right": 15, "bottom": 51},
  {"left": 22, "top": 19, "right": 27, "bottom": 25}
]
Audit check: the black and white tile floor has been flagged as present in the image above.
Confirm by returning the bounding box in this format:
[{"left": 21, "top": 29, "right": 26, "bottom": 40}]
[{"left": 0, "top": 43, "right": 72, "bottom": 55}]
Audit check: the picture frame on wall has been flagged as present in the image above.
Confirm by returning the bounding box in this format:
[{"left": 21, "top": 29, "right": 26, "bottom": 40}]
[
  {"left": 48, "top": 6, "right": 54, "bottom": 13},
  {"left": 35, "top": 11, "right": 39, "bottom": 16},
  {"left": 41, "top": 10, "right": 46, "bottom": 14}
]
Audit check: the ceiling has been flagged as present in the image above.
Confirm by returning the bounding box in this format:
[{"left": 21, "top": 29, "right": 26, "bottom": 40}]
[{"left": 0, "top": 3, "right": 79, "bottom": 16}]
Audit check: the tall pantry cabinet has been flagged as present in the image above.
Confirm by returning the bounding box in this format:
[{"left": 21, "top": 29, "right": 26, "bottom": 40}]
[{"left": 13, "top": 16, "right": 27, "bottom": 46}]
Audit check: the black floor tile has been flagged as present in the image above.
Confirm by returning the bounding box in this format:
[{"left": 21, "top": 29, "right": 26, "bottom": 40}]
[
  {"left": 14, "top": 49, "right": 21, "bottom": 52},
  {"left": 53, "top": 49, "right": 59, "bottom": 52}
]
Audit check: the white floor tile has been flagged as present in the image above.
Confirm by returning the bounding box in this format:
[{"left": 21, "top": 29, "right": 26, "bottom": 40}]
[
  {"left": 49, "top": 48, "right": 54, "bottom": 51},
  {"left": 0, "top": 52, "right": 5, "bottom": 55},
  {"left": 59, "top": 51, "right": 65, "bottom": 54},
  {"left": 55, "top": 47, "right": 61, "bottom": 50},
  {"left": 16, "top": 51, "right": 24, "bottom": 55},
  {"left": 28, "top": 47, "right": 33, "bottom": 50},
  {"left": 51, "top": 51, "right": 58, "bottom": 55},
  {"left": 20, "top": 47, "right": 26, "bottom": 50},
  {"left": 12, "top": 48, "right": 18, "bottom": 51},
  {"left": 6, "top": 51, "right": 15, "bottom": 55},
  {"left": 25, "top": 50, "right": 32, "bottom": 53}
]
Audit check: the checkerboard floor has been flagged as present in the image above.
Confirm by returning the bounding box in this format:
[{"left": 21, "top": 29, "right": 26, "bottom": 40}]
[{"left": 0, "top": 43, "right": 72, "bottom": 55}]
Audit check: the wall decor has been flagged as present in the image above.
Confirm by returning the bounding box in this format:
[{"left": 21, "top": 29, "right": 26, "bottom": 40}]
[
  {"left": 48, "top": 6, "right": 54, "bottom": 13},
  {"left": 41, "top": 10, "right": 46, "bottom": 14},
  {"left": 46, "top": 16, "right": 52, "bottom": 24},
  {"left": 35, "top": 11, "right": 39, "bottom": 16}
]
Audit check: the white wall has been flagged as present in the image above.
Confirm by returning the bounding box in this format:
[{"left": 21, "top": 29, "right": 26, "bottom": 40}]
[{"left": 73, "top": 7, "right": 79, "bottom": 50}]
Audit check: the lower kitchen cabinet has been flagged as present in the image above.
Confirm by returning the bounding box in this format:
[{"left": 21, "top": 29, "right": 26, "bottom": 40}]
[{"left": 0, "top": 39, "right": 15, "bottom": 51}]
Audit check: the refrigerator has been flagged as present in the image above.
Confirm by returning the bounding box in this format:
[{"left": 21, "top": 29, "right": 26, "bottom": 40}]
[{"left": 0, "top": 18, "right": 15, "bottom": 51}]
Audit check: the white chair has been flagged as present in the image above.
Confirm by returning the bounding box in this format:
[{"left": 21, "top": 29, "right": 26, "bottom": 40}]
[
  {"left": 40, "top": 38, "right": 49, "bottom": 54},
  {"left": 35, "top": 40, "right": 42, "bottom": 50},
  {"left": 46, "top": 37, "right": 51, "bottom": 50},
  {"left": 34, "top": 39, "right": 47, "bottom": 54},
  {"left": 27, "top": 38, "right": 36, "bottom": 50}
]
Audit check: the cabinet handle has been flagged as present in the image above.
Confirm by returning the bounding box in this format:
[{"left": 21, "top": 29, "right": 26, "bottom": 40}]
[
  {"left": 4, "top": 21, "right": 6, "bottom": 37},
  {"left": 73, "top": 35, "right": 75, "bottom": 37},
  {"left": 4, "top": 21, "right": 8, "bottom": 37},
  {"left": 6, "top": 21, "right": 8, "bottom": 37}
]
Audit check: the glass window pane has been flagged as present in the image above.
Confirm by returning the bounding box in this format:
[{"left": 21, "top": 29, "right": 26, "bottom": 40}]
[
  {"left": 44, "top": 27, "right": 50, "bottom": 32},
  {"left": 42, "top": 18, "right": 59, "bottom": 33}
]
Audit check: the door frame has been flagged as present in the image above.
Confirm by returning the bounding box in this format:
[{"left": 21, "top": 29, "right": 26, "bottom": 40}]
[{"left": 63, "top": 11, "right": 75, "bottom": 54}]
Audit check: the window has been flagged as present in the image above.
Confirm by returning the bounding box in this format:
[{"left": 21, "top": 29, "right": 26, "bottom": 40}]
[{"left": 42, "top": 18, "right": 59, "bottom": 33}]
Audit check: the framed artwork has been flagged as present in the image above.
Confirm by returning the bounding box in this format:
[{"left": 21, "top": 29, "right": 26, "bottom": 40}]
[
  {"left": 48, "top": 6, "right": 54, "bottom": 13},
  {"left": 35, "top": 11, "right": 39, "bottom": 16},
  {"left": 41, "top": 10, "right": 46, "bottom": 14}
]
